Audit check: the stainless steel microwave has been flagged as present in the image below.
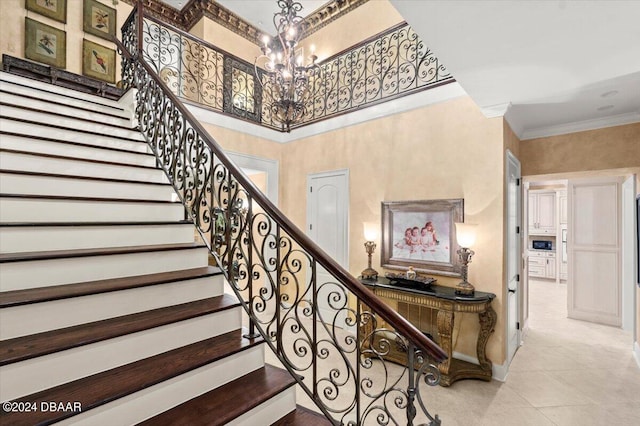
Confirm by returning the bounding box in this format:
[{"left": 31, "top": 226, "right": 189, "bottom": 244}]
[{"left": 532, "top": 240, "right": 553, "bottom": 250}]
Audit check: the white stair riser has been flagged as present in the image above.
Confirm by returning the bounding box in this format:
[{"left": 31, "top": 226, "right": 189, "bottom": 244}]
[
  {"left": 0, "top": 135, "right": 156, "bottom": 167},
  {"left": 0, "top": 276, "right": 225, "bottom": 339},
  {"left": 0, "top": 152, "right": 167, "bottom": 184},
  {"left": 229, "top": 388, "right": 297, "bottom": 426},
  {"left": 0, "top": 118, "right": 149, "bottom": 153},
  {"left": 1, "top": 92, "right": 132, "bottom": 127},
  {"left": 0, "top": 173, "right": 176, "bottom": 201},
  {"left": 0, "top": 198, "right": 184, "bottom": 223},
  {"left": 55, "top": 345, "right": 265, "bottom": 426},
  {"left": 0, "top": 247, "right": 210, "bottom": 291},
  {"left": 0, "top": 224, "right": 195, "bottom": 253},
  {"left": 0, "top": 72, "right": 123, "bottom": 110},
  {"left": 1, "top": 105, "right": 144, "bottom": 141},
  {"left": 0, "top": 308, "right": 243, "bottom": 401}
]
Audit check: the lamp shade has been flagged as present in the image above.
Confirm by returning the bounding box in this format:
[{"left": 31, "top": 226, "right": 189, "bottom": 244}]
[
  {"left": 455, "top": 222, "right": 477, "bottom": 248},
  {"left": 364, "top": 222, "right": 378, "bottom": 241}
]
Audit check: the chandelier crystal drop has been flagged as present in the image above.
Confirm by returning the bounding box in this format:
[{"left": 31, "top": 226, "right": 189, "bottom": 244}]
[{"left": 255, "top": 0, "right": 319, "bottom": 132}]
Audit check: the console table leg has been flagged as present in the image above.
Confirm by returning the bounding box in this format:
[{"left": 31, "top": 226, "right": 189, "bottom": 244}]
[
  {"left": 436, "top": 310, "right": 454, "bottom": 376},
  {"left": 477, "top": 306, "right": 497, "bottom": 372}
]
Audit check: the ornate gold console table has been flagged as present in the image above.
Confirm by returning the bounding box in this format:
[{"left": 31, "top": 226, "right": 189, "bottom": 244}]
[{"left": 360, "top": 277, "right": 496, "bottom": 386}]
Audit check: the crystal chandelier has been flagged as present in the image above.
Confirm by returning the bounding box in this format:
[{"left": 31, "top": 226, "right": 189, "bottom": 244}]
[{"left": 255, "top": 0, "right": 318, "bottom": 132}]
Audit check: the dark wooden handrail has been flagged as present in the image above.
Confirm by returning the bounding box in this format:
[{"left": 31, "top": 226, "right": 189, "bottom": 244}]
[{"left": 114, "top": 9, "right": 446, "bottom": 364}]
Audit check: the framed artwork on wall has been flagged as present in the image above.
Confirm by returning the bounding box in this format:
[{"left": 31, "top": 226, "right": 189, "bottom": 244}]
[
  {"left": 381, "top": 199, "right": 464, "bottom": 276},
  {"left": 25, "top": 0, "right": 67, "bottom": 24},
  {"left": 83, "top": 0, "right": 117, "bottom": 41},
  {"left": 82, "top": 39, "right": 116, "bottom": 83},
  {"left": 25, "top": 17, "right": 66, "bottom": 68}
]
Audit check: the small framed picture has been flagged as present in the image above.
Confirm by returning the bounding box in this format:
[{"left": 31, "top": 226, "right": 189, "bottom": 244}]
[
  {"left": 83, "top": 0, "right": 117, "bottom": 41},
  {"left": 26, "top": 0, "right": 67, "bottom": 24},
  {"left": 25, "top": 17, "right": 66, "bottom": 68},
  {"left": 82, "top": 39, "right": 116, "bottom": 83}
]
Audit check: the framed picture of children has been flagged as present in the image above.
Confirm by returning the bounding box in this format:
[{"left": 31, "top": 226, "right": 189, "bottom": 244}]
[{"left": 381, "top": 199, "right": 464, "bottom": 276}]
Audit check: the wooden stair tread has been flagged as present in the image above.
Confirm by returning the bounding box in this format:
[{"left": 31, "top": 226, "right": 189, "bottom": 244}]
[
  {"left": 271, "top": 405, "right": 333, "bottom": 426},
  {"left": 0, "top": 220, "right": 192, "bottom": 227},
  {"left": 0, "top": 147, "right": 160, "bottom": 170},
  {"left": 0, "top": 193, "right": 181, "bottom": 204},
  {"left": 0, "top": 242, "right": 205, "bottom": 263},
  {"left": 0, "top": 101, "right": 137, "bottom": 131},
  {"left": 2, "top": 329, "right": 262, "bottom": 426},
  {"left": 0, "top": 130, "right": 153, "bottom": 156},
  {"left": 0, "top": 266, "right": 222, "bottom": 308},
  {"left": 0, "top": 88, "right": 128, "bottom": 120},
  {"left": 0, "top": 169, "right": 171, "bottom": 186},
  {"left": 0, "top": 294, "right": 238, "bottom": 365},
  {"left": 138, "top": 364, "right": 296, "bottom": 426},
  {"left": 0, "top": 116, "right": 141, "bottom": 142}
]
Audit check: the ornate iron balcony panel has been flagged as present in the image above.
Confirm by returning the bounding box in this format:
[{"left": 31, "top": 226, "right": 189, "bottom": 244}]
[{"left": 133, "top": 14, "right": 452, "bottom": 132}]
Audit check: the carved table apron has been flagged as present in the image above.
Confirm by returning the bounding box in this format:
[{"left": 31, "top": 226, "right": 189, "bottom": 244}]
[{"left": 360, "top": 277, "right": 497, "bottom": 386}]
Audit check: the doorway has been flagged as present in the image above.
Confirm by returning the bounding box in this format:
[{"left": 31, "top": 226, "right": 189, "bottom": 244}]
[
  {"left": 306, "top": 169, "right": 349, "bottom": 325},
  {"left": 522, "top": 173, "right": 636, "bottom": 332},
  {"left": 506, "top": 150, "right": 522, "bottom": 365}
]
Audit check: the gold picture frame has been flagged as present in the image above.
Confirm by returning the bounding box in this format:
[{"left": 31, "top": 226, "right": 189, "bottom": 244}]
[
  {"left": 381, "top": 199, "right": 464, "bottom": 277},
  {"left": 82, "top": 39, "right": 116, "bottom": 83},
  {"left": 25, "top": 0, "right": 67, "bottom": 23},
  {"left": 83, "top": 0, "right": 117, "bottom": 41},
  {"left": 25, "top": 17, "right": 66, "bottom": 68}
]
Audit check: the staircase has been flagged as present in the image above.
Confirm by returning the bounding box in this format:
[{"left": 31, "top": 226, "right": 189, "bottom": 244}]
[{"left": 0, "top": 71, "right": 329, "bottom": 425}]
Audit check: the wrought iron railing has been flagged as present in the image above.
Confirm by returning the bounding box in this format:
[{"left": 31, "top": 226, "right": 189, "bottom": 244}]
[
  {"left": 120, "top": 6, "right": 447, "bottom": 425},
  {"left": 135, "top": 12, "right": 452, "bottom": 132}
]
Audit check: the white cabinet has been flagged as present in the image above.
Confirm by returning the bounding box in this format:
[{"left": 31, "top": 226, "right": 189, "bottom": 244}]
[
  {"left": 528, "top": 251, "right": 556, "bottom": 279},
  {"left": 559, "top": 190, "right": 567, "bottom": 224},
  {"left": 529, "top": 191, "right": 556, "bottom": 235}
]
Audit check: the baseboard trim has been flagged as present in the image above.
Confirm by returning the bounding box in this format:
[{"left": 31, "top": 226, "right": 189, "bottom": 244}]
[
  {"left": 634, "top": 341, "right": 640, "bottom": 369},
  {"left": 452, "top": 351, "right": 508, "bottom": 382}
]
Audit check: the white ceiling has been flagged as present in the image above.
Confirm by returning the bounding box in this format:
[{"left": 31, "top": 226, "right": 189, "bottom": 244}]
[
  {"left": 390, "top": 0, "right": 640, "bottom": 139},
  {"left": 159, "top": 0, "right": 640, "bottom": 140}
]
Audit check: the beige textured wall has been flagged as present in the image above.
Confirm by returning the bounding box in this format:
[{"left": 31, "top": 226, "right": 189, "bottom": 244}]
[
  {"left": 520, "top": 123, "right": 640, "bottom": 176},
  {"left": 277, "top": 97, "right": 506, "bottom": 363},
  {"left": 504, "top": 120, "right": 520, "bottom": 159},
  {"left": 191, "top": 16, "right": 260, "bottom": 64},
  {"left": 298, "top": 0, "right": 404, "bottom": 61},
  {"left": 0, "top": 0, "right": 133, "bottom": 79}
]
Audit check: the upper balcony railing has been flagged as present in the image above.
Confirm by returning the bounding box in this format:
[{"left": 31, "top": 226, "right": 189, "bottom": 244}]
[
  {"left": 120, "top": 5, "right": 447, "bottom": 425},
  {"left": 136, "top": 13, "right": 452, "bottom": 132}
]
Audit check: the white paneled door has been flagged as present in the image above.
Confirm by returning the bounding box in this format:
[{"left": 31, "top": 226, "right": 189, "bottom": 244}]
[
  {"left": 307, "top": 170, "right": 349, "bottom": 326},
  {"left": 568, "top": 177, "right": 623, "bottom": 326}
]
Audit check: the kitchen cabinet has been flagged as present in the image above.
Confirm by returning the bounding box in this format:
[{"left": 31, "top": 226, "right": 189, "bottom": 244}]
[
  {"left": 528, "top": 191, "right": 556, "bottom": 235},
  {"left": 559, "top": 191, "right": 568, "bottom": 224},
  {"left": 528, "top": 251, "right": 556, "bottom": 279}
]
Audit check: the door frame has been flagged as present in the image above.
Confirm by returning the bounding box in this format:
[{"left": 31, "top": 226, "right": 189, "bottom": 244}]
[
  {"left": 227, "top": 151, "right": 279, "bottom": 205},
  {"left": 505, "top": 149, "right": 522, "bottom": 365}
]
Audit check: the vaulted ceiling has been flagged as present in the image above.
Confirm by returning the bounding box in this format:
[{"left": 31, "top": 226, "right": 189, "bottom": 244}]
[{"left": 156, "top": 0, "right": 640, "bottom": 140}]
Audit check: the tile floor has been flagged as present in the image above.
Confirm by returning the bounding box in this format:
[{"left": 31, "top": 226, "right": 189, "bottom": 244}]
[{"left": 265, "top": 278, "right": 640, "bottom": 425}]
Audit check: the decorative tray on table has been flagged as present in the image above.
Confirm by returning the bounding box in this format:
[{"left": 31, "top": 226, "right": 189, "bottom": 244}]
[{"left": 385, "top": 272, "right": 436, "bottom": 289}]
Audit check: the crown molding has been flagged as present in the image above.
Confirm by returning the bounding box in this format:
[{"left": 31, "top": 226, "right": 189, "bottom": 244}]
[
  {"left": 121, "top": 0, "right": 368, "bottom": 45},
  {"left": 520, "top": 111, "right": 640, "bottom": 141},
  {"left": 301, "top": 0, "right": 370, "bottom": 38},
  {"left": 121, "top": 0, "right": 186, "bottom": 29}
]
